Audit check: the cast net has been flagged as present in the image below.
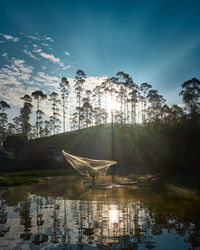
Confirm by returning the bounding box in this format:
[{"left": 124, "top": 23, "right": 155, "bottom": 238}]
[{"left": 62, "top": 150, "right": 117, "bottom": 177}]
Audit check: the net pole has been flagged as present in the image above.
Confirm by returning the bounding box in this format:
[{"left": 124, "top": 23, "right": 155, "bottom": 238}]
[{"left": 111, "top": 118, "right": 116, "bottom": 183}]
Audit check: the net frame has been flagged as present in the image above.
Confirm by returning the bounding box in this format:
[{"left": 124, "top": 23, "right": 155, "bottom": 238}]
[{"left": 62, "top": 150, "right": 117, "bottom": 177}]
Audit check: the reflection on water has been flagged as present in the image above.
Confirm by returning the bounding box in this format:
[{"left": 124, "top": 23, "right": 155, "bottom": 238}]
[{"left": 0, "top": 178, "right": 200, "bottom": 249}]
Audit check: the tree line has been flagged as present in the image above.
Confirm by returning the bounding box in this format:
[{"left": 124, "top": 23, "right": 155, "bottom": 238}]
[{"left": 0, "top": 69, "right": 200, "bottom": 143}]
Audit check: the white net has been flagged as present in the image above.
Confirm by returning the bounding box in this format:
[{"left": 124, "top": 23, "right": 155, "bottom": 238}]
[{"left": 62, "top": 150, "right": 117, "bottom": 177}]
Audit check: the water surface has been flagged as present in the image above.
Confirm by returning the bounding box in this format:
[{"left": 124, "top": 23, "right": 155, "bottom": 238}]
[{"left": 0, "top": 177, "right": 200, "bottom": 249}]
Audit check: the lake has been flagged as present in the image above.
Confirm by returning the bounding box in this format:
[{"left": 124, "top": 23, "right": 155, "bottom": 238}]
[{"left": 0, "top": 177, "right": 200, "bottom": 249}]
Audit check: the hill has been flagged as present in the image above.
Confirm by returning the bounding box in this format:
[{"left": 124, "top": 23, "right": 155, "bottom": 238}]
[{"left": 28, "top": 120, "right": 200, "bottom": 175}]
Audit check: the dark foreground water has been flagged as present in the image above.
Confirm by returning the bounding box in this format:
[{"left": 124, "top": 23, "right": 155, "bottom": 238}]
[{"left": 0, "top": 177, "right": 200, "bottom": 249}]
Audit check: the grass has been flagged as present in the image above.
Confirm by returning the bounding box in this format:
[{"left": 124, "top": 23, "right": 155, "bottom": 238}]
[{"left": 0, "top": 168, "right": 77, "bottom": 186}]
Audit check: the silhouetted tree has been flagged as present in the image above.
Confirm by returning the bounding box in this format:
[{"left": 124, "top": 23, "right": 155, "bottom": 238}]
[
  {"left": 75, "top": 70, "right": 86, "bottom": 129},
  {"left": 129, "top": 88, "right": 139, "bottom": 124},
  {"left": 49, "top": 92, "right": 61, "bottom": 135},
  {"left": 13, "top": 116, "right": 22, "bottom": 134},
  {"left": 0, "top": 100, "right": 10, "bottom": 141},
  {"left": 140, "top": 83, "right": 152, "bottom": 122},
  {"left": 37, "top": 110, "right": 45, "bottom": 137},
  {"left": 60, "top": 77, "right": 70, "bottom": 133},
  {"left": 43, "top": 120, "right": 52, "bottom": 137},
  {"left": 31, "top": 91, "right": 47, "bottom": 138},
  {"left": 179, "top": 78, "right": 200, "bottom": 116},
  {"left": 20, "top": 95, "right": 33, "bottom": 137},
  {"left": 147, "top": 90, "right": 166, "bottom": 121}
]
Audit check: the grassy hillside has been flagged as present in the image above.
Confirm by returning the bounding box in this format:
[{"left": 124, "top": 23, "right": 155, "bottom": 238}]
[{"left": 29, "top": 120, "right": 200, "bottom": 175}]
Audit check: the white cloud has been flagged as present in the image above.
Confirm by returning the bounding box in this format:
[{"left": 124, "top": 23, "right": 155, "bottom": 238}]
[
  {"left": 44, "top": 36, "right": 54, "bottom": 42},
  {"left": 40, "top": 52, "right": 61, "bottom": 63},
  {"left": 41, "top": 43, "right": 49, "bottom": 47},
  {"left": 26, "top": 35, "right": 39, "bottom": 40},
  {"left": 0, "top": 84, "right": 36, "bottom": 107},
  {"left": 23, "top": 50, "right": 38, "bottom": 60},
  {"left": 64, "top": 51, "right": 70, "bottom": 56},
  {"left": 2, "top": 52, "right": 8, "bottom": 58},
  {"left": 0, "top": 58, "right": 34, "bottom": 89},
  {"left": 33, "top": 48, "right": 42, "bottom": 54},
  {"left": 34, "top": 49, "right": 67, "bottom": 68},
  {"left": 1, "top": 33, "right": 19, "bottom": 42},
  {"left": 12, "top": 58, "right": 34, "bottom": 73},
  {"left": 63, "top": 65, "right": 71, "bottom": 70},
  {"left": 33, "top": 71, "right": 59, "bottom": 88}
]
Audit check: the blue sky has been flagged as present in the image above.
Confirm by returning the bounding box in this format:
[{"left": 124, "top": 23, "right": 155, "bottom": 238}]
[{"left": 0, "top": 0, "right": 200, "bottom": 127}]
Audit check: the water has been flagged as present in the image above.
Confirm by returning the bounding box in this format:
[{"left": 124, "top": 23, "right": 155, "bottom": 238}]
[{"left": 0, "top": 177, "right": 200, "bottom": 249}]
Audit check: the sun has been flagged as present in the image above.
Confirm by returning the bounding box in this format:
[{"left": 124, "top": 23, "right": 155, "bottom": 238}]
[{"left": 106, "top": 97, "right": 118, "bottom": 114}]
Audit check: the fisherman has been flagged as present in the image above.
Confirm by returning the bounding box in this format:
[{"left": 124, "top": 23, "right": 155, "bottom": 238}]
[{"left": 91, "top": 172, "right": 96, "bottom": 185}]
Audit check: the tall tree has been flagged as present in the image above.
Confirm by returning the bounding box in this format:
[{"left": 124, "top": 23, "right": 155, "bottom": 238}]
[
  {"left": 13, "top": 117, "right": 21, "bottom": 134},
  {"left": 101, "top": 80, "right": 109, "bottom": 124},
  {"left": 75, "top": 70, "right": 86, "bottom": 129},
  {"left": 116, "top": 72, "right": 132, "bottom": 123},
  {"left": 93, "top": 85, "right": 103, "bottom": 125},
  {"left": 147, "top": 90, "right": 166, "bottom": 121},
  {"left": 31, "top": 91, "right": 47, "bottom": 138},
  {"left": 43, "top": 120, "right": 52, "bottom": 137},
  {"left": 105, "top": 77, "right": 118, "bottom": 124},
  {"left": 82, "top": 97, "right": 93, "bottom": 128},
  {"left": 49, "top": 92, "right": 61, "bottom": 135},
  {"left": 69, "top": 112, "right": 78, "bottom": 130},
  {"left": 37, "top": 110, "right": 45, "bottom": 137},
  {"left": 0, "top": 100, "right": 11, "bottom": 141},
  {"left": 20, "top": 95, "right": 33, "bottom": 137},
  {"left": 7, "top": 123, "right": 16, "bottom": 135},
  {"left": 179, "top": 78, "right": 200, "bottom": 116},
  {"left": 60, "top": 77, "right": 70, "bottom": 133},
  {"left": 140, "top": 83, "right": 152, "bottom": 122},
  {"left": 129, "top": 88, "right": 139, "bottom": 124}
]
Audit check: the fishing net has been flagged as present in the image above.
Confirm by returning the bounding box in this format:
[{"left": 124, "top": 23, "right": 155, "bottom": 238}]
[{"left": 62, "top": 150, "right": 117, "bottom": 177}]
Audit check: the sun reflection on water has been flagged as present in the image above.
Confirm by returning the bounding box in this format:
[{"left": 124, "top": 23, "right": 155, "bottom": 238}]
[{"left": 109, "top": 207, "right": 119, "bottom": 223}]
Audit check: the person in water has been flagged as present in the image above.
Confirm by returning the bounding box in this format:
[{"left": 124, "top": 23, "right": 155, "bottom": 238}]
[{"left": 91, "top": 172, "right": 96, "bottom": 185}]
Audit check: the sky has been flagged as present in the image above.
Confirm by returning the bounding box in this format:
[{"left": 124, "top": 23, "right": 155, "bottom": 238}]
[{"left": 0, "top": 0, "right": 200, "bottom": 128}]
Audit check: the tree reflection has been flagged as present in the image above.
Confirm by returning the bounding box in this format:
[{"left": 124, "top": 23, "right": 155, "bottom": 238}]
[
  {"left": 0, "top": 200, "right": 10, "bottom": 237},
  {"left": 0, "top": 182, "right": 200, "bottom": 249}
]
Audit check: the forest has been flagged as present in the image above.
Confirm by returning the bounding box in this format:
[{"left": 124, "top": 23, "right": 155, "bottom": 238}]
[{"left": 0, "top": 71, "right": 200, "bottom": 176}]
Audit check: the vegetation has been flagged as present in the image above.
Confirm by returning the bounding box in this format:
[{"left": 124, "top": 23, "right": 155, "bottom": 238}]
[
  {"left": 2, "top": 71, "right": 200, "bottom": 140},
  {"left": 0, "top": 71, "right": 200, "bottom": 182},
  {"left": 0, "top": 168, "right": 77, "bottom": 186}
]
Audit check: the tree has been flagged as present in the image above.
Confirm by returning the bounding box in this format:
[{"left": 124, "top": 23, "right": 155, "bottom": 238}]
[
  {"left": 75, "top": 70, "right": 86, "bottom": 129},
  {"left": 129, "top": 88, "right": 139, "bottom": 124},
  {"left": 0, "top": 100, "right": 11, "bottom": 141},
  {"left": 31, "top": 91, "right": 47, "bottom": 138},
  {"left": 140, "top": 83, "right": 152, "bottom": 122},
  {"left": 82, "top": 97, "right": 93, "bottom": 128},
  {"left": 116, "top": 72, "right": 133, "bottom": 124},
  {"left": 43, "top": 120, "right": 52, "bottom": 137},
  {"left": 93, "top": 85, "right": 104, "bottom": 125},
  {"left": 69, "top": 112, "right": 78, "bottom": 130},
  {"left": 37, "top": 110, "right": 45, "bottom": 137},
  {"left": 7, "top": 123, "right": 16, "bottom": 135},
  {"left": 179, "top": 78, "right": 200, "bottom": 115},
  {"left": 13, "top": 117, "right": 22, "bottom": 134},
  {"left": 49, "top": 92, "right": 61, "bottom": 135},
  {"left": 147, "top": 90, "right": 166, "bottom": 121},
  {"left": 104, "top": 77, "right": 118, "bottom": 124},
  {"left": 60, "top": 77, "right": 70, "bottom": 133},
  {"left": 20, "top": 95, "right": 33, "bottom": 137},
  {"left": 101, "top": 80, "right": 109, "bottom": 124}
]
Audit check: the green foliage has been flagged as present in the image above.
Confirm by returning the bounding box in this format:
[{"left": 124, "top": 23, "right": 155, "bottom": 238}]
[
  {"left": 32, "top": 118, "right": 200, "bottom": 175},
  {"left": 0, "top": 168, "right": 77, "bottom": 186}
]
